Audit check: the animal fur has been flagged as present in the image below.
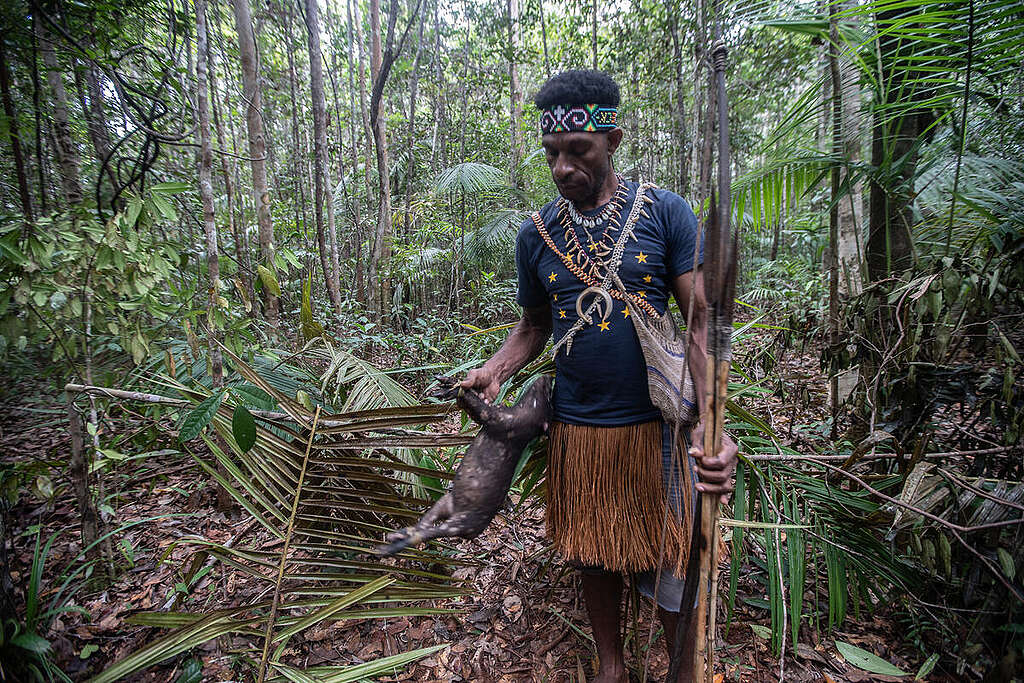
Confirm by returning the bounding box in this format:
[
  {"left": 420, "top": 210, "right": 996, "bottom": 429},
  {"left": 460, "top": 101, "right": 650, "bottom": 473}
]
[{"left": 377, "top": 375, "right": 551, "bottom": 555}]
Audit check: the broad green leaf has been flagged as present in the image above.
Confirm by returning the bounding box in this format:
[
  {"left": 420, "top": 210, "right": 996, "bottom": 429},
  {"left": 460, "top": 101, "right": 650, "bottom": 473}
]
[
  {"left": 749, "top": 624, "right": 772, "bottom": 640},
  {"left": 175, "top": 658, "right": 202, "bottom": 683},
  {"left": 257, "top": 265, "right": 281, "bottom": 297},
  {"left": 179, "top": 392, "right": 224, "bottom": 442},
  {"left": 12, "top": 632, "right": 51, "bottom": 654},
  {"left": 232, "top": 405, "right": 257, "bottom": 453},
  {"left": 915, "top": 653, "right": 939, "bottom": 680},
  {"left": 125, "top": 197, "right": 143, "bottom": 227},
  {"left": 997, "top": 547, "right": 1015, "bottom": 580},
  {"left": 149, "top": 193, "right": 178, "bottom": 221},
  {"left": 835, "top": 641, "right": 908, "bottom": 676},
  {"left": 151, "top": 181, "right": 191, "bottom": 194}
]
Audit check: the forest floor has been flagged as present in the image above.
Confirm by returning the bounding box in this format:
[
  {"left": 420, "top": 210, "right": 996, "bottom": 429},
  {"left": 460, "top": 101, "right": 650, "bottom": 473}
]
[{"left": 1, "top": 332, "right": 958, "bottom": 682}]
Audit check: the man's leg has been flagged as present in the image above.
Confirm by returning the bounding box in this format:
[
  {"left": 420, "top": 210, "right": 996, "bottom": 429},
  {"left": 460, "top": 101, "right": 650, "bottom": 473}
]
[
  {"left": 658, "top": 607, "right": 696, "bottom": 683},
  {"left": 581, "top": 569, "right": 627, "bottom": 683}
]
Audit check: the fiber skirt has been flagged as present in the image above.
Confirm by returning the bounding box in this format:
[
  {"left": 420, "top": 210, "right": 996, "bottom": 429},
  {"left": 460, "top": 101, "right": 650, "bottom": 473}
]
[{"left": 545, "top": 420, "right": 694, "bottom": 577}]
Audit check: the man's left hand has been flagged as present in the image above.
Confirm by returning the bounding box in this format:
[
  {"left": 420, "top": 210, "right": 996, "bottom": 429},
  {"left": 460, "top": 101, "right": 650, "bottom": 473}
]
[{"left": 689, "top": 422, "right": 739, "bottom": 504}]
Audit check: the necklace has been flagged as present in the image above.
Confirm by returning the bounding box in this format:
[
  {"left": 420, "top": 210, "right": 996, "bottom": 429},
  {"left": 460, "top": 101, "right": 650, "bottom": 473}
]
[{"left": 557, "top": 177, "right": 629, "bottom": 280}]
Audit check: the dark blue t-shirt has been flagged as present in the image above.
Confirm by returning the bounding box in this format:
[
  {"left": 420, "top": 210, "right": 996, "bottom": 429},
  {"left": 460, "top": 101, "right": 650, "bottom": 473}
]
[{"left": 516, "top": 179, "right": 703, "bottom": 426}]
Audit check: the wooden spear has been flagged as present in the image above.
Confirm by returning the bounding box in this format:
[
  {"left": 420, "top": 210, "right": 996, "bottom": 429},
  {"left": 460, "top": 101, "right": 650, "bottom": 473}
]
[
  {"left": 666, "top": 38, "right": 736, "bottom": 673},
  {"left": 692, "top": 26, "right": 737, "bottom": 683}
]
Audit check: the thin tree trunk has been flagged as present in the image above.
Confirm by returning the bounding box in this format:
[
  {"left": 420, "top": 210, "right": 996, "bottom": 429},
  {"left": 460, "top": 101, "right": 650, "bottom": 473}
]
[
  {"left": 539, "top": 0, "right": 551, "bottom": 78},
  {"left": 430, "top": 0, "right": 445, "bottom": 177},
  {"left": 73, "top": 52, "right": 117, "bottom": 203},
  {"left": 670, "top": 13, "right": 689, "bottom": 196},
  {"left": 232, "top": 0, "right": 279, "bottom": 328},
  {"left": 285, "top": 0, "right": 308, "bottom": 248},
  {"left": 36, "top": 18, "right": 83, "bottom": 206},
  {"left": 346, "top": 0, "right": 365, "bottom": 302},
  {"left": 507, "top": 0, "right": 523, "bottom": 188},
  {"left": 304, "top": 0, "right": 344, "bottom": 314},
  {"left": 836, "top": 3, "right": 863, "bottom": 295},
  {"left": 866, "top": 6, "right": 928, "bottom": 281},
  {"left": 591, "top": 0, "right": 598, "bottom": 69},
  {"left": 367, "top": 0, "right": 393, "bottom": 321},
  {"left": 196, "top": 0, "right": 222, "bottom": 387},
  {"left": 30, "top": 16, "right": 48, "bottom": 215},
  {"left": 404, "top": 7, "right": 424, "bottom": 241},
  {"left": 66, "top": 395, "right": 108, "bottom": 583},
  {"left": 209, "top": 0, "right": 253, "bottom": 313},
  {"left": 197, "top": 0, "right": 234, "bottom": 512},
  {"left": 828, "top": 7, "right": 841, "bottom": 439},
  {"left": 457, "top": 13, "right": 470, "bottom": 162},
  {"left": 354, "top": 0, "right": 375, "bottom": 308},
  {"left": 0, "top": 41, "right": 35, "bottom": 225}
]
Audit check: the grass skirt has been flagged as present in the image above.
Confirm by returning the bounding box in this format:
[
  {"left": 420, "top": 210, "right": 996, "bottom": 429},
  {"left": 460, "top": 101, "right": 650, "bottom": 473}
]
[{"left": 545, "top": 420, "right": 693, "bottom": 575}]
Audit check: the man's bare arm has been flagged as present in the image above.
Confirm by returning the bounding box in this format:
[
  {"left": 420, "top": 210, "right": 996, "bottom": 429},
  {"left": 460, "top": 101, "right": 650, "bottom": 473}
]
[{"left": 460, "top": 304, "right": 553, "bottom": 403}]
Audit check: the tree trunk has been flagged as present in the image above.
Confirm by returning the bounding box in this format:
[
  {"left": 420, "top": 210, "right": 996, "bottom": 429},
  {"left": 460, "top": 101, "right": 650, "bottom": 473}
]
[
  {"left": 77, "top": 44, "right": 118, "bottom": 201},
  {"left": 507, "top": 0, "right": 522, "bottom": 188},
  {"left": 197, "top": 0, "right": 234, "bottom": 512},
  {"left": 195, "top": 0, "right": 222, "bottom": 388},
  {"left": 367, "top": 0, "right": 394, "bottom": 321},
  {"left": 346, "top": 0, "right": 365, "bottom": 302},
  {"left": 837, "top": 27, "right": 864, "bottom": 295},
  {"left": 0, "top": 41, "right": 35, "bottom": 225},
  {"left": 305, "top": 0, "right": 344, "bottom": 314},
  {"left": 30, "top": 17, "right": 48, "bottom": 216},
  {"left": 828, "top": 7, "right": 842, "bottom": 439},
  {"left": 591, "top": 0, "right": 598, "bottom": 69},
  {"left": 539, "top": 0, "right": 550, "bottom": 78},
  {"left": 209, "top": 0, "right": 253, "bottom": 313},
  {"left": 285, "top": 0, "right": 308, "bottom": 251},
  {"left": 232, "top": 0, "right": 279, "bottom": 328},
  {"left": 404, "top": 8, "right": 424, "bottom": 242},
  {"left": 36, "top": 19, "right": 83, "bottom": 206},
  {"left": 354, "top": 0, "right": 375, "bottom": 307},
  {"left": 66, "top": 395, "right": 109, "bottom": 583},
  {"left": 866, "top": 7, "right": 920, "bottom": 281},
  {"left": 670, "top": 14, "right": 689, "bottom": 196},
  {"left": 430, "top": 0, "right": 446, "bottom": 177}
]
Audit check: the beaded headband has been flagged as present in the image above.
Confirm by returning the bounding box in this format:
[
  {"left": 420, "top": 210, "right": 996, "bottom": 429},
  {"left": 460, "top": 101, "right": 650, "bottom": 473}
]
[{"left": 539, "top": 103, "right": 618, "bottom": 134}]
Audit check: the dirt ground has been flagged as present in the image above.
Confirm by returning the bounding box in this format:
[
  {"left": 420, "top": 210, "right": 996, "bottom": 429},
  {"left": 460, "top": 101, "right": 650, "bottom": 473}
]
[{"left": 1, "top": 340, "right": 964, "bottom": 682}]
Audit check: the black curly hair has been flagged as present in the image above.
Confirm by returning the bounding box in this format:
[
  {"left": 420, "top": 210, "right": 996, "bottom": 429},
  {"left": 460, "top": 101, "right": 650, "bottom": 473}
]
[{"left": 533, "top": 70, "right": 620, "bottom": 109}]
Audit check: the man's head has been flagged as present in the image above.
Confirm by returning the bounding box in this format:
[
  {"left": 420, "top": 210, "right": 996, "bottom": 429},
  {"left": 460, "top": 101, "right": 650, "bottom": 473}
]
[{"left": 534, "top": 70, "right": 623, "bottom": 205}]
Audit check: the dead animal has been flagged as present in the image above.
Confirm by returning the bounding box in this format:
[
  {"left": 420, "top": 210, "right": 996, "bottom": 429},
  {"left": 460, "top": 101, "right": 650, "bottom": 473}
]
[{"left": 376, "top": 375, "right": 552, "bottom": 555}]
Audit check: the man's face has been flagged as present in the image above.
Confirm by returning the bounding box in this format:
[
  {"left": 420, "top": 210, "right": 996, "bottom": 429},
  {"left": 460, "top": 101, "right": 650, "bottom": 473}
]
[{"left": 542, "top": 130, "right": 621, "bottom": 204}]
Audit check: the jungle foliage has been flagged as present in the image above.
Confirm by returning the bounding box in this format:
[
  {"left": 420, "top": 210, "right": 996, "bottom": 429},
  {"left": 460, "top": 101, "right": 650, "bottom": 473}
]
[{"left": 0, "top": 0, "right": 1022, "bottom": 679}]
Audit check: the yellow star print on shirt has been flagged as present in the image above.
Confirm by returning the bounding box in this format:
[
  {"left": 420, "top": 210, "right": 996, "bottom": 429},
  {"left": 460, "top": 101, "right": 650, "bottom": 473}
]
[
  {"left": 548, "top": 272, "right": 557, "bottom": 282},
  {"left": 635, "top": 252, "right": 648, "bottom": 264},
  {"left": 598, "top": 320, "right": 610, "bottom": 332},
  {"left": 642, "top": 274, "right": 652, "bottom": 283},
  {"left": 622, "top": 306, "right": 630, "bottom": 318},
  {"left": 559, "top": 310, "right": 566, "bottom": 318}
]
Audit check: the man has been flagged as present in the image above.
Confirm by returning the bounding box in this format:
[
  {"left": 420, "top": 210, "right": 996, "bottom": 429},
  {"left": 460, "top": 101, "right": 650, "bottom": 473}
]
[{"left": 461, "top": 70, "right": 737, "bottom": 683}]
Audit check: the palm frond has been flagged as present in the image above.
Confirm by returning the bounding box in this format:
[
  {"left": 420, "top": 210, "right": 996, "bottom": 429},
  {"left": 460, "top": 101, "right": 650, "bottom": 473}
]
[{"left": 434, "top": 162, "right": 508, "bottom": 195}]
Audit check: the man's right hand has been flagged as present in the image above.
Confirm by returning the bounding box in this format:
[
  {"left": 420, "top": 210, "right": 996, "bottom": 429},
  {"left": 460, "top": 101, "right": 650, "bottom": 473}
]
[{"left": 460, "top": 366, "right": 501, "bottom": 404}]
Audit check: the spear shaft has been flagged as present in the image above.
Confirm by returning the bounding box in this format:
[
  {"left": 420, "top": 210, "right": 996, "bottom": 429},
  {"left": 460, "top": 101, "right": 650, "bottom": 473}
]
[{"left": 693, "top": 14, "right": 735, "bottom": 683}]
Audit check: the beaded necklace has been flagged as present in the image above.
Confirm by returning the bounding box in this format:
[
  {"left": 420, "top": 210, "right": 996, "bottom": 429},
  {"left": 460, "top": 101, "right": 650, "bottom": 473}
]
[
  {"left": 533, "top": 182, "right": 660, "bottom": 356},
  {"left": 556, "top": 176, "right": 630, "bottom": 279}
]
